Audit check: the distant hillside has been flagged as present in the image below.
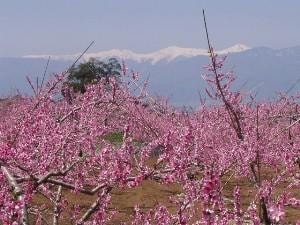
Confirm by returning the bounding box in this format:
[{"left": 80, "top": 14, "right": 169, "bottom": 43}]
[
  {"left": 0, "top": 57, "right": 69, "bottom": 96},
  {"left": 1, "top": 45, "right": 300, "bottom": 106}
]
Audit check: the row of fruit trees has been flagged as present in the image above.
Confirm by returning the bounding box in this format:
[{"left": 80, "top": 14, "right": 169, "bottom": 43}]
[{"left": 1, "top": 42, "right": 300, "bottom": 224}]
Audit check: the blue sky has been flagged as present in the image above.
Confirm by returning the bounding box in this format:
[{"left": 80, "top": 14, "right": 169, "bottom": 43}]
[{"left": 1, "top": 0, "right": 300, "bottom": 57}]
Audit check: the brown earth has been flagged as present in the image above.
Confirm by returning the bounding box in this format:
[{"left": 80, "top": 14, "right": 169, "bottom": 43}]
[{"left": 29, "top": 166, "right": 300, "bottom": 225}]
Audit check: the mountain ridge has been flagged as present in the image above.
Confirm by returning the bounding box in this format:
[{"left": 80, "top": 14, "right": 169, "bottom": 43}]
[
  {"left": 23, "top": 44, "right": 251, "bottom": 64},
  {"left": 1, "top": 45, "right": 300, "bottom": 106}
]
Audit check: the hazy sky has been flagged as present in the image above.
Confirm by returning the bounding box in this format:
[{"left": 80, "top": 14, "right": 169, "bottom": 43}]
[{"left": 1, "top": 1, "right": 300, "bottom": 57}]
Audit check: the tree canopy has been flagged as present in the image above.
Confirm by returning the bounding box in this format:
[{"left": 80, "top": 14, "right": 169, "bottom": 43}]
[{"left": 66, "top": 57, "right": 121, "bottom": 93}]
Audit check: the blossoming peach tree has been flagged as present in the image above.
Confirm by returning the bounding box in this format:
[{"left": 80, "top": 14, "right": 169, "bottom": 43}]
[{"left": 0, "top": 53, "right": 300, "bottom": 225}]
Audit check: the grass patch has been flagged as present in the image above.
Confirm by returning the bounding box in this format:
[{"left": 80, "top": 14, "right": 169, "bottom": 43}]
[
  {"left": 103, "top": 132, "right": 142, "bottom": 147},
  {"left": 103, "top": 132, "right": 123, "bottom": 144}
]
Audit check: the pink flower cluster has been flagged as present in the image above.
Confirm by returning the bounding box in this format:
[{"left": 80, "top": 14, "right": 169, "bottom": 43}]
[{"left": 0, "top": 55, "right": 300, "bottom": 224}]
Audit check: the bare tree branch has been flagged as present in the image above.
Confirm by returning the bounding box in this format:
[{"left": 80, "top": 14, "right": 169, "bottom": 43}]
[
  {"left": 53, "top": 185, "right": 62, "bottom": 225},
  {"left": 1, "top": 165, "right": 29, "bottom": 225},
  {"left": 76, "top": 187, "right": 112, "bottom": 225}
]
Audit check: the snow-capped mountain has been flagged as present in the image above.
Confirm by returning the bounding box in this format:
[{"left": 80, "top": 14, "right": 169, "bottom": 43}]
[
  {"left": 23, "top": 44, "right": 251, "bottom": 64},
  {"left": 2, "top": 45, "right": 300, "bottom": 106}
]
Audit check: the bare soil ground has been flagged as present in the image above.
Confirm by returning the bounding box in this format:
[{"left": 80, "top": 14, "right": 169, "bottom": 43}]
[{"left": 30, "top": 166, "right": 300, "bottom": 225}]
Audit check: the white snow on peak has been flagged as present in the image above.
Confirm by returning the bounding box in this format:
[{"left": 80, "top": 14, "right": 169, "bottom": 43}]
[
  {"left": 87, "top": 49, "right": 143, "bottom": 62},
  {"left": 147, "top": 46, "right": 209, "bottom": 63},
  {"left": 217, "top": 44, "right": 251, "bottom": 55},
  {"left": 23, "top": 44, "right": 251, "bottom": 64}
]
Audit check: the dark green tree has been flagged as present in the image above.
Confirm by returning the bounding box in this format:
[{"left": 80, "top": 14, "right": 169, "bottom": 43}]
[{"left": 66, "top": 57, "right": 121, "bottom": 93}]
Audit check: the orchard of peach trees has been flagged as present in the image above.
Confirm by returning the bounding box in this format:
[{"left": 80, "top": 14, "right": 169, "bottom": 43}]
[{"left": 0, "top": 42, "right": 300, "bottom": 225}]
